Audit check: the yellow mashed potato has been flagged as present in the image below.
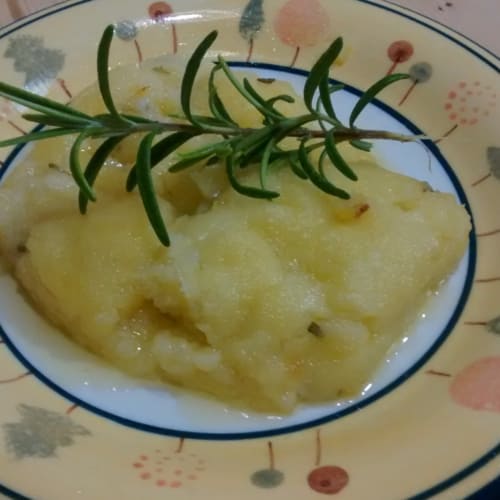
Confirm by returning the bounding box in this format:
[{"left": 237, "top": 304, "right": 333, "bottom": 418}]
[{"left": 0, "top": 57, "right": 470, "bottom": 412}]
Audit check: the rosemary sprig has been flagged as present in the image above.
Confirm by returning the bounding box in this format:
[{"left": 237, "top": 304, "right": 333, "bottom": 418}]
[{"left": 0, "top": 26, "right": 415, "bottom": 246}]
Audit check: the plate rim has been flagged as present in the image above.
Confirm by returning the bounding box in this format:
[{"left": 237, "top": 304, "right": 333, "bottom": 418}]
[{"left": 0, "top": 1, "right": 498, "bottom": 499}]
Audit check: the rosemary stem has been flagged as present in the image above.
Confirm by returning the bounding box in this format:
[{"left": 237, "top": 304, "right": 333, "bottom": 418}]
[
  {"left": 116, "top": 119, "right": 418, "bottom": 144},
  {"left": 0, "top": 26, "right": 418, "bottom": 246}
]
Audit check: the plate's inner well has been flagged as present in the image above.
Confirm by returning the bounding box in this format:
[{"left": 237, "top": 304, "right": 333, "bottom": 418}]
[{"left": 0, "top": 65, "right": 472, "bottom": 437}]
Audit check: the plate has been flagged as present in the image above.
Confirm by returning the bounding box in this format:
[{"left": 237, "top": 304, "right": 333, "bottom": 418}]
[{"left": 0, "top": 0, "right": 498, "bottom": 498}]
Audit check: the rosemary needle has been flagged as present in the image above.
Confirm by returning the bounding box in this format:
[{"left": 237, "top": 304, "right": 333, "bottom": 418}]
[{"left": 0, "top": 25, "right": 416, "bottom": 246}]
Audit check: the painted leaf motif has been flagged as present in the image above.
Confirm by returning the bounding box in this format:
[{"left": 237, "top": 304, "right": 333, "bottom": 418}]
[
  {"left": 4, "top": 35, "right": 64, "bottom": 88},
  {"left": 3, "top": 404, "right": 90, "bottom": 459},
  {"left": 486, "top": 315, "right": 500, "bottom": 334},
  {"left": 487, "top": 147, "right": 500, "bottom": 179},
  {"left": 239, "top": 0, "right": 265, "bottom": 41}
]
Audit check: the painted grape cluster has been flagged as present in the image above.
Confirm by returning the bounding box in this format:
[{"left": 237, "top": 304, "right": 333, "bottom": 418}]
[
  {"left": 131, "top": 439, "right": 206, "bottom": 489},
  {"left": 445, "top": 81, "right": 496, "bottom": 125}
]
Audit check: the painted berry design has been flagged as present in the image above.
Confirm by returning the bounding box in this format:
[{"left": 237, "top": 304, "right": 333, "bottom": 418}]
[
  {"left": 450, "top": 357, "right": 500, "bottom": 413},
  {"left": 428, "top": 306, "right": 500, "bottom": 415},
  {"left": 307, "top": 429, "right": 349, "bottom": 495},
  {"left": 386, "top": 40, "right": 414, "bottom": 75},
  {"left": 308, "top": 465, "right": 349, "bottom": 495},
  {"left": 148, "top": 2, "right": 178, "bottom": 54},
  {"left": 115, "top": 20, "right": 143, "bottom": 64},
  {"left": 3, "top": 404, "right": 90, "bottom": 459},
  {"left": 274, "top": 0, "right": 332, "bottom": 67},
  {"left": 399, "top": 62, "right": 432, "bottom": 106},
  {"left": 116, "top": 20, "right": 138, "bottom": 41},
  {"left": 250, "top": 441, "right": 284, "bottom": 488},
  {"left": 149, "top": 1, "right": 173, "bottom": 19}
]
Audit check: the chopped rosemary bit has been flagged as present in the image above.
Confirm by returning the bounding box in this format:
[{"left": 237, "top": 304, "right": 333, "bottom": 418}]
[
  {"left": 256, "top": 78, "right": 276, "bottom": 84},
  {"left": 152, "top": 66, "right": 171, "bottom": 75},
  {"left": 48, "top": 162, "right": 67, "bottom": 174},
  {"left": 307, "top": 321, "right": 323, "bottom": 337},
  {"left": 16, "top": 243, "right": 28, "bottom": 254},
  {"left": 0, "top": 25, "right": 417, "bottom": 246}
]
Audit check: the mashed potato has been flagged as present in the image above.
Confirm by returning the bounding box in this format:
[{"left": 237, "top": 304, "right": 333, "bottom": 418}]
[{"left": 0, "top": 57, "right": 470, "bottom": 412}]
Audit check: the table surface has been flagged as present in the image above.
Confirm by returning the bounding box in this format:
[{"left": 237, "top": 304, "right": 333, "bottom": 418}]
[{"left": 0, "top": 0, "right": 498, "bottom": 55}]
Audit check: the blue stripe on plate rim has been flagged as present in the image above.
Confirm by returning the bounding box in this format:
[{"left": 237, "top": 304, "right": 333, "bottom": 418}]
[{"left": 0, "top": 0, "right": 497, "bottom": 498}]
